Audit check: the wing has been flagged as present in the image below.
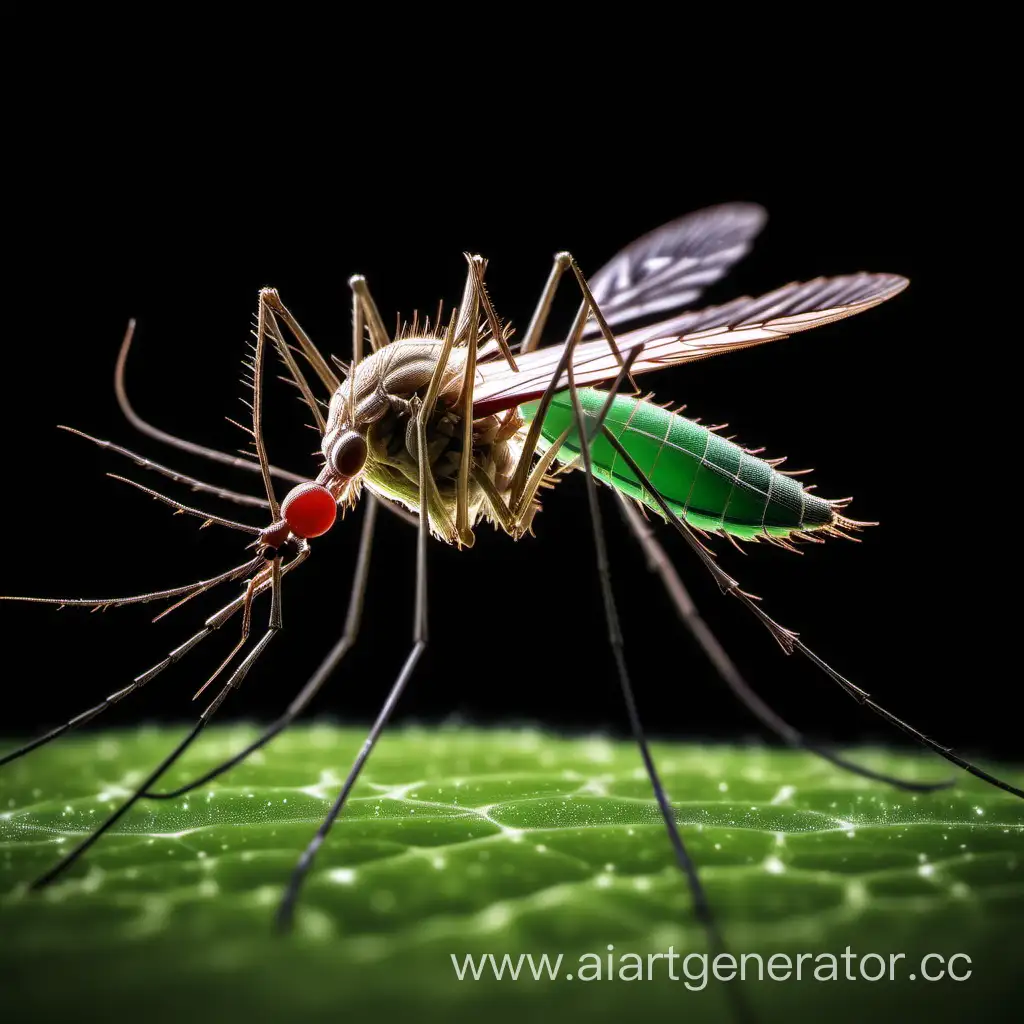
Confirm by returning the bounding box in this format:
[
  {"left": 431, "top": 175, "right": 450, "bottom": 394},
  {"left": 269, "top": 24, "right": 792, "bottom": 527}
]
[
  {"left": 582, "top": 203, "right": 768, "bottom": 334},
  {"left": 474, "top": 273, "right": 907, "bottom": 417}
]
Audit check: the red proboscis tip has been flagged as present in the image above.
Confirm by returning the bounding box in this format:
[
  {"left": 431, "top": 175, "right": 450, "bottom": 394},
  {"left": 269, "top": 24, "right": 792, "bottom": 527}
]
[{"left": 281, "top": 482, "right": 337, "bottom": 539}]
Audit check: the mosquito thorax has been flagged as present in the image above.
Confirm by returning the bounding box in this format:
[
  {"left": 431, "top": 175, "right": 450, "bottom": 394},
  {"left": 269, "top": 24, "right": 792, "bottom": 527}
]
[
  {"left": 326, "top": 339, "right": 469, "bottom": 436},
  {"left": 321, "top": 337, "right": 527, "bottom": 540},
  {"left": 323, "top": 338, "right": 471, "bottom": 484}
]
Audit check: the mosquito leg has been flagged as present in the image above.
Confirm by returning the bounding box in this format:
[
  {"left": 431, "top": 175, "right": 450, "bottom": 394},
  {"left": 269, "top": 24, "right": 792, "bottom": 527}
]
[
  {"left": 615, "top": 494, "right": 954, "bottom": 792},
  {"left": 193, "top": 565, "right": 264, "bottom": 701},
  {"left": 32, "top": 304, "right": 294, "bottom": 884},
  {"left": 563, "top": 255, "right": 627, "bottom": 368},
  {"left": 409, "top": 288, "right": 460, "bottom": 543},
  {"left": 274, "top": 297, "right": 452, "bottom": 932},
  {"left": 454, "top": 256, "right": 483, "bottom": 545},
  {"left": 274, "top": 516, "right": 425, "bottom": 932},
  {"left": 29, "top": 719, "right": 210, "bottom": 889},
  {"left": 0, "top": 686, "right": 135, "bottom": 767},
  {"left": 519, "top": 252, "right": 571, "bottom": 354},
  {"left": 476, "top": 343, "right": 642, "bottom": 538},
  {"left": 531, "top": 257, "right": 746, "bottom": 1011},
  {"left": 348, "top": 276, "right": 390, "bottom": 352},
  {"left": 562, "top": 359, "right": 751, "bottom": 1024},
  {"left": 345, "top": 277, "right": 366, "bottom": 430},
  {"left": 508, "top": 243, "right": 640, "bottom": 510},
  {"left": 115, "top": 320, "right": 307, "bottom": 486},
  {"left": 465, "top": 256, "right": 517, "bottom": 370},
  {"left": 599, "top": 428, "right": 1024, "bottom": 801},
  {"left": 509, "top": 295, "right": 592, "bottom": 509},
  {"left": 2, "top": 302, "right": 298, "bottom": 768},
  {"left": 344, "top": 271, "right": 453, "bottom": 540},
  {"left": 259, "top": 289, "right": 336, "bottom": 422},
  {"left": 1, "top": 550, "right": 287, "bottom": 769},
  {"left": 105, "top": 475, "right": 262, "bottom": 534},
  {"left": 478, "top": 324, "right": 726, "bottom": 949},
  {"left": 30, "top": 562, "right": 286, "bottom": 889},
  {"left": 246, "top": 296, "right": 281, "bottom": 516},
  {"left": 565, "top": 375, "right": 715, "bottom": 933},
  {"left": 195, "top": 280, "right": 290, "bottom": 699},
  {"left": 58, "top": 426, "right": 270, "bottom": 509},
  {"left": 476, "top": 360, "right": 640, "bottom": 536},
  {"left": 1, "top": 554, "right": 264, "bottom": 615},
  {"left": 142, "top": 496, "right": 379, "bottom": 799},
  {"left": 261, "top": 314, "right": 326, "bottom": 434},
  {"left": 0, "top": 551, "right": 303, "bottom": 768},
  {"left": 471, "top": 430, "right": 571, "bottom": 536},
  {"left": 516, "top": 248, "right": 625, "bottom": 361}
]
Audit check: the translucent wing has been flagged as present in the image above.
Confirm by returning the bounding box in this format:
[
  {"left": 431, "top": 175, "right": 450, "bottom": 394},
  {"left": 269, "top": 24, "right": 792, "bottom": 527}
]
[
  {"left": 474, "top": 273, "right": 907, "bottom": 417},
  {"left": 582, "top": 203, "right": 768, "bottom": 334}
]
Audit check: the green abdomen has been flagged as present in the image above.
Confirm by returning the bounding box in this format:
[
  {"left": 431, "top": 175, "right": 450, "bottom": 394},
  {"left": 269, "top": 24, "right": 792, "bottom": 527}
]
[{"left": 519, "top": 390, "right": 836, "bottom": 540}]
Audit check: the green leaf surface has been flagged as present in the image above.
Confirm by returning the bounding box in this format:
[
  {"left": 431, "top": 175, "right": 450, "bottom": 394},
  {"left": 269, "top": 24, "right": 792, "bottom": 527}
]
[{"left": 1, "top": 726, "right": 1021, "bottom": 1023}]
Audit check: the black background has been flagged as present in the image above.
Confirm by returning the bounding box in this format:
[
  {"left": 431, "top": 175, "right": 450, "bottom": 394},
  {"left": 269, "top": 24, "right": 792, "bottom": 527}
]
[{"left": 0, "top": 97, "right": 1009, "bottom": 767}]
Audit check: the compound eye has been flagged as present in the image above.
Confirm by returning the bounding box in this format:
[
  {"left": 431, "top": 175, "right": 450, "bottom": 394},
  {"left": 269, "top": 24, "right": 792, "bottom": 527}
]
[
  {"left": 330, "top": 431, "right": 368, "bottom": 479},
  {"left": 281, "top": 482, "right": 337, "bottom": 539}
]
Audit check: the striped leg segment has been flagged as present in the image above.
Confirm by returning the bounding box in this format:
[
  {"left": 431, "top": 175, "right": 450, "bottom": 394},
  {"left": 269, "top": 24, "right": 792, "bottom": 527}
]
[
  {"left": 615, "top": 495, "right": 953, "bottom": 792},
  {"left": 600, "top": 427, "right": 1024, "bottom": 801}
]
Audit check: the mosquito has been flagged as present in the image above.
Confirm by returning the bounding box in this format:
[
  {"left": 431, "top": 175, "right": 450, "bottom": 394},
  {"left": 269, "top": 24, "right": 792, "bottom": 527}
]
[{"left": 3, "top": 204, "right": 1021, "bottom": 959}]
